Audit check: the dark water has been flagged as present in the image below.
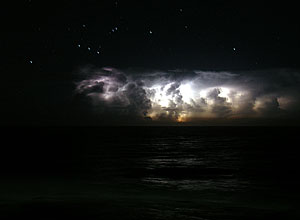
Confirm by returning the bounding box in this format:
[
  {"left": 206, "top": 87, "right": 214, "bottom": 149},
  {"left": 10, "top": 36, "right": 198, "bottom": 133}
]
[{"left": 0, "top": 127, "right": 299, "bottom": 219}]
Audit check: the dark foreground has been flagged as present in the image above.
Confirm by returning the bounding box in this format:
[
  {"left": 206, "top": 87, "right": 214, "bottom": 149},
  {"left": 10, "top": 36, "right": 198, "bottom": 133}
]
[{"left": 0, "top": 126, "right": 299, "bottom": 219}]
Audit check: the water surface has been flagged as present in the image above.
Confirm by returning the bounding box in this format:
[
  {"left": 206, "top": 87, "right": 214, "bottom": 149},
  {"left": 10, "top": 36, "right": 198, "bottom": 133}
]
[{"left": 0, "top": 127, "right": 299, "bottom": 219}]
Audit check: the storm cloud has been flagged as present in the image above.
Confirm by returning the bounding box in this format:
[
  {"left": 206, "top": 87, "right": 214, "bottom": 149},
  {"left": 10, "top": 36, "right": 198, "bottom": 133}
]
[{"left": 74, "top": 67, "right": 300, "bottom": 124}]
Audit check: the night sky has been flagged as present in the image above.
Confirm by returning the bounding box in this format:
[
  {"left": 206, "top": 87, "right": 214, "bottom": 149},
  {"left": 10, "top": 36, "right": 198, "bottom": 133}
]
[{"left": 1, "top": 1, "right": 300, "bottom": 125}]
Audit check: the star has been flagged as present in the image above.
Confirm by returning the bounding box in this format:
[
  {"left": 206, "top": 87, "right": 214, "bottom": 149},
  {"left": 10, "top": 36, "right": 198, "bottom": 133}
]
[
  {"left": 233, "top": 47, "right": 236, "bottom": 51},
  {"left": 78, "top": 44, "right": 81, "bottom": 48},
  {"left": 29, "top": 60, "right": 33, "bottom": 64},
  {"left": 88, "top": 47, "right": 91, "bottom": 51},
  {"left": 97, "top": 51, "right": 100, "bottom": 54},
  {"left": 149, "top": 30, "right": 153, "bottom": 34}
]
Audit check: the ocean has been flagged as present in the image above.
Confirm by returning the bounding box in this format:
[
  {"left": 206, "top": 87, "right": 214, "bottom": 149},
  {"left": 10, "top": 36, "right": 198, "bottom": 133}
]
[{"left": 0, "top": 127, "right": 299, "bottom": 219}]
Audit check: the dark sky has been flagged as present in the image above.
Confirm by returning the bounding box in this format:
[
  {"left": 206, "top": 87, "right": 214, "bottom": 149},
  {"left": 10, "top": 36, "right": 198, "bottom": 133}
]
[
  {"left": 3, "top": 1, "right": 300, "bottom": 72},
  {"left": 1, "top": 1, "right": 300, "bottom": 125}
]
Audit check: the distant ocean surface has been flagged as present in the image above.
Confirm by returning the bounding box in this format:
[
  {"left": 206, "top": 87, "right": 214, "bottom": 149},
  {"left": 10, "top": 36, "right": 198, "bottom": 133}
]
[{"left": 0, "top": 127, "right": 299, "bottom": 219}]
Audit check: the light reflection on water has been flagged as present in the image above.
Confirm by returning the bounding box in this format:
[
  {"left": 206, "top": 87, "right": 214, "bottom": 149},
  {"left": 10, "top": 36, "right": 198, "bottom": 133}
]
[
  {"left": 146, "top": 157, "right": 205, "bottom": 168},
  {"left": 119, "top": 135, "right": 248, "bottom": 193},
  {"left": 142, "top": 177, "right": 249, "bottom": 192}
]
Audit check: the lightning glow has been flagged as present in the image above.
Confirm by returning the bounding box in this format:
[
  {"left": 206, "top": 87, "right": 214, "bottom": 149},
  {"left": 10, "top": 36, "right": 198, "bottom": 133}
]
[{"left": 75, "top": 68, "right": 297, "bottom": 123}]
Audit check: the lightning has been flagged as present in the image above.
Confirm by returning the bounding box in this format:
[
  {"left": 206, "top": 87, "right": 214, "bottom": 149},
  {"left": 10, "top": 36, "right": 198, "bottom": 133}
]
[{"left": 75, "top": 68, "right": 296, "bottom": 122}]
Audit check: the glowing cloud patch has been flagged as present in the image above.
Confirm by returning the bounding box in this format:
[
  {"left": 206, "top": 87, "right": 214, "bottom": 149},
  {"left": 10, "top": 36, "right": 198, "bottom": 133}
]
[{"left": 75, "top": 68, "right": 300, "bottom": 122}]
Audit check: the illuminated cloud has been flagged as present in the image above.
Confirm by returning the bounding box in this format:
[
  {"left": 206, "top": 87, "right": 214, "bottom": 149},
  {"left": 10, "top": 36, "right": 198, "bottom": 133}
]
[{"left": 75, "top": 67, "right": 300, "bottom": 124}]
